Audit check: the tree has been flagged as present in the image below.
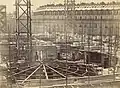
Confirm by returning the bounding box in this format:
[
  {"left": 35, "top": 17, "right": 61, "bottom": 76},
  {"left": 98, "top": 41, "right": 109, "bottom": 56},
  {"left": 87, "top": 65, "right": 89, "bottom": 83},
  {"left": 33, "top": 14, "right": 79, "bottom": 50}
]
[
  {"left": 111, "top": 1, "right": 116, "bottom": 4},
  {"left": 90, "top": 2, "right": 95, "bottom": 5},
  {"left": 80, "top": 2, "right": 87, "bottom": 5},
  {"left": 100, "top": 2, "right": 106, "bottom": 5}
]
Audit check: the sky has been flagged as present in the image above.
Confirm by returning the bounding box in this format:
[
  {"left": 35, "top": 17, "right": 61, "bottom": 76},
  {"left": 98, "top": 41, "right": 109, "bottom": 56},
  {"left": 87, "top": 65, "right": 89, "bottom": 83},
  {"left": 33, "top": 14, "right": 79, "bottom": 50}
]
[{"left": 0, "top": 0, "right": 118, "bottom": 13}]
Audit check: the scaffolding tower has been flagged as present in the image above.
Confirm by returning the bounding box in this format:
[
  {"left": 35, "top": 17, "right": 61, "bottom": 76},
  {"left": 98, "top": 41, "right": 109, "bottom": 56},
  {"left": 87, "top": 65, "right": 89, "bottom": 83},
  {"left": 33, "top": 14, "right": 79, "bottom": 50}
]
[
  {"left": 15, "top": 0, "right": 32, "bottom": 63},
  {"left": 0, "top": 5, "right": 6, "bottom": 33}
]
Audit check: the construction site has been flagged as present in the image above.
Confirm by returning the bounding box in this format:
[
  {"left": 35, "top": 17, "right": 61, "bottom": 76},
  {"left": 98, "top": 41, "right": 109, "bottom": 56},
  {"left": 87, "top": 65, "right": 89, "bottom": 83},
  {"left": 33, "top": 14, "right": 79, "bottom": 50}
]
[{"left": 0, "top": 0, "right": 120, "bottom": 88}]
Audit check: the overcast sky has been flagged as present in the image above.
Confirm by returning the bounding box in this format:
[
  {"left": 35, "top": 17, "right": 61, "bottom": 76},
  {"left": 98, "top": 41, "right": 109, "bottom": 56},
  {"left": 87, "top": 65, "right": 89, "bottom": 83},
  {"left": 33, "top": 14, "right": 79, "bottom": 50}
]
[{"left": 0, "top": 0, "right": 118, "bottom": 13}]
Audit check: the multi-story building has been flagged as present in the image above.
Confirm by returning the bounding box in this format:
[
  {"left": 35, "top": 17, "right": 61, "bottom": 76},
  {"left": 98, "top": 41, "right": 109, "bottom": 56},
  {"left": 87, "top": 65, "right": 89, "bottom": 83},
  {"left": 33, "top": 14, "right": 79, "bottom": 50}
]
[{"left": 32, "top": 3, "right": 120, "bottom": 36}]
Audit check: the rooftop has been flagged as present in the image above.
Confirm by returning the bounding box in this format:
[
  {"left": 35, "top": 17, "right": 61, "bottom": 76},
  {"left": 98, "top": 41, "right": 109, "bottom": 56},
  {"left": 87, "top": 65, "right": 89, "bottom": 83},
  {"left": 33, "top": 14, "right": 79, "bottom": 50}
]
[
  {"left": 38, "top": 1, "right": 120, "bottom": 8},
  {"left": 34, "top": 2, "right": 120, "bottom": 12}
]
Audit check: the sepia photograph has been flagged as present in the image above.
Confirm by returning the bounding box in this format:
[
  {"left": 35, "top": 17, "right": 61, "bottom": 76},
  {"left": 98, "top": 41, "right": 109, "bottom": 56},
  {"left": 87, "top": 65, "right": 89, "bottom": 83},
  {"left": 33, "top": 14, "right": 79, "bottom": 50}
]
[{"left": 0, "top": 0, "right": 120, "bottom": 88}]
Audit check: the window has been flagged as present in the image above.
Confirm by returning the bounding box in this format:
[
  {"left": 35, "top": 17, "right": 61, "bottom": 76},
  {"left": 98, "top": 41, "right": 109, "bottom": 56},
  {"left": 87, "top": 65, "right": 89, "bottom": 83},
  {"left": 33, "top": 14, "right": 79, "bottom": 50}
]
[
  {"left": 80, "top": 16, "right": 82, "bottom": 19},
  {"left": 114, "top": 10, "right": 118, "bottom": 15},
  {"left": 75, "top": 11, "right": 78, "bottom": 15},
  {"left": 62, "top": 11, "right": 64, "bottom": 15},
  {"left": 79, "top": 24, "right": 82, "bottom": 27},
  {"left": 93, "top": 23, "right": 97, "bottom": 28},
  {"left": 109, "top": 10, "right": 112, "bottom": 15},
  {"left": 119, "top": 10, "right": 120, "bottom": 15},
  {"left": 89, "top": 16, "right": 91, "bottom": 19},
  {"left": 89, "top": 23, "right": 92, "bottom": 28},
  {"left": 78, "top": 11, "right": 82, "bottom": 15},
  {"left": 90, "top": 10, "right": 93, "bottom": 15},
  {"left": 87, "top": 11, "right": 91, "bottom": 15},
  {"left": 54, "top": 11, "right": 56, "bottom": 15},
  {"left": 84, "top": 24, "right": 87, "bottom": 27},
  {"left": 95, "top": 16, "right": 97, "bottom": 19},
  {"left": 93, "top": 10, "right": 97, "bottom": 15},
  {"left": 82, "top": 11, "right": 86, "bottom": 15},
  {"left": 98, "top": 10, "right": 101, "bottom": 14},
  {"left": 89, "top": 23, "right": 97, "bottom": 28},
  {"left": 105, "top": 25, "right": 108, "bottom": 28},
  {"left": 59, "top": 11, "right": 62, "bottom": 15}
]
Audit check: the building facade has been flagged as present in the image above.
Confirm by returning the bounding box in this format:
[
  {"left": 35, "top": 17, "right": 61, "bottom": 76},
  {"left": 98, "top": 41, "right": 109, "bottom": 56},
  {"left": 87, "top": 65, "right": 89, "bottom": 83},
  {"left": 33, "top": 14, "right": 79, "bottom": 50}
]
[{"left": 32, "top": 3, "right": 120, "bottom": 36}]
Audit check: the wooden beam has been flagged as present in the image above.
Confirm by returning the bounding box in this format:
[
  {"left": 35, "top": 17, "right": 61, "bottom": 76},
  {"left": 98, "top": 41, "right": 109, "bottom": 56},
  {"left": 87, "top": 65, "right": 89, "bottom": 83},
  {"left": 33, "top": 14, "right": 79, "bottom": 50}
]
[
  {"left": 43, "top": 64, "right": 48, "bottom": 79},
  {"left": 13, "top": 65, "right": 39, "bottom": 76},
  {"left": 55, "top": 67, "right": 82, "bottom": 77},
  {"left": 46, "top": 65, "right": 66, "bottom": 78},
  {"left": 22, "top": 65, "right": 41, "bottom": 84},
  {"left": 71, "top": 85, "right": 75, "bottom": 88}
]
